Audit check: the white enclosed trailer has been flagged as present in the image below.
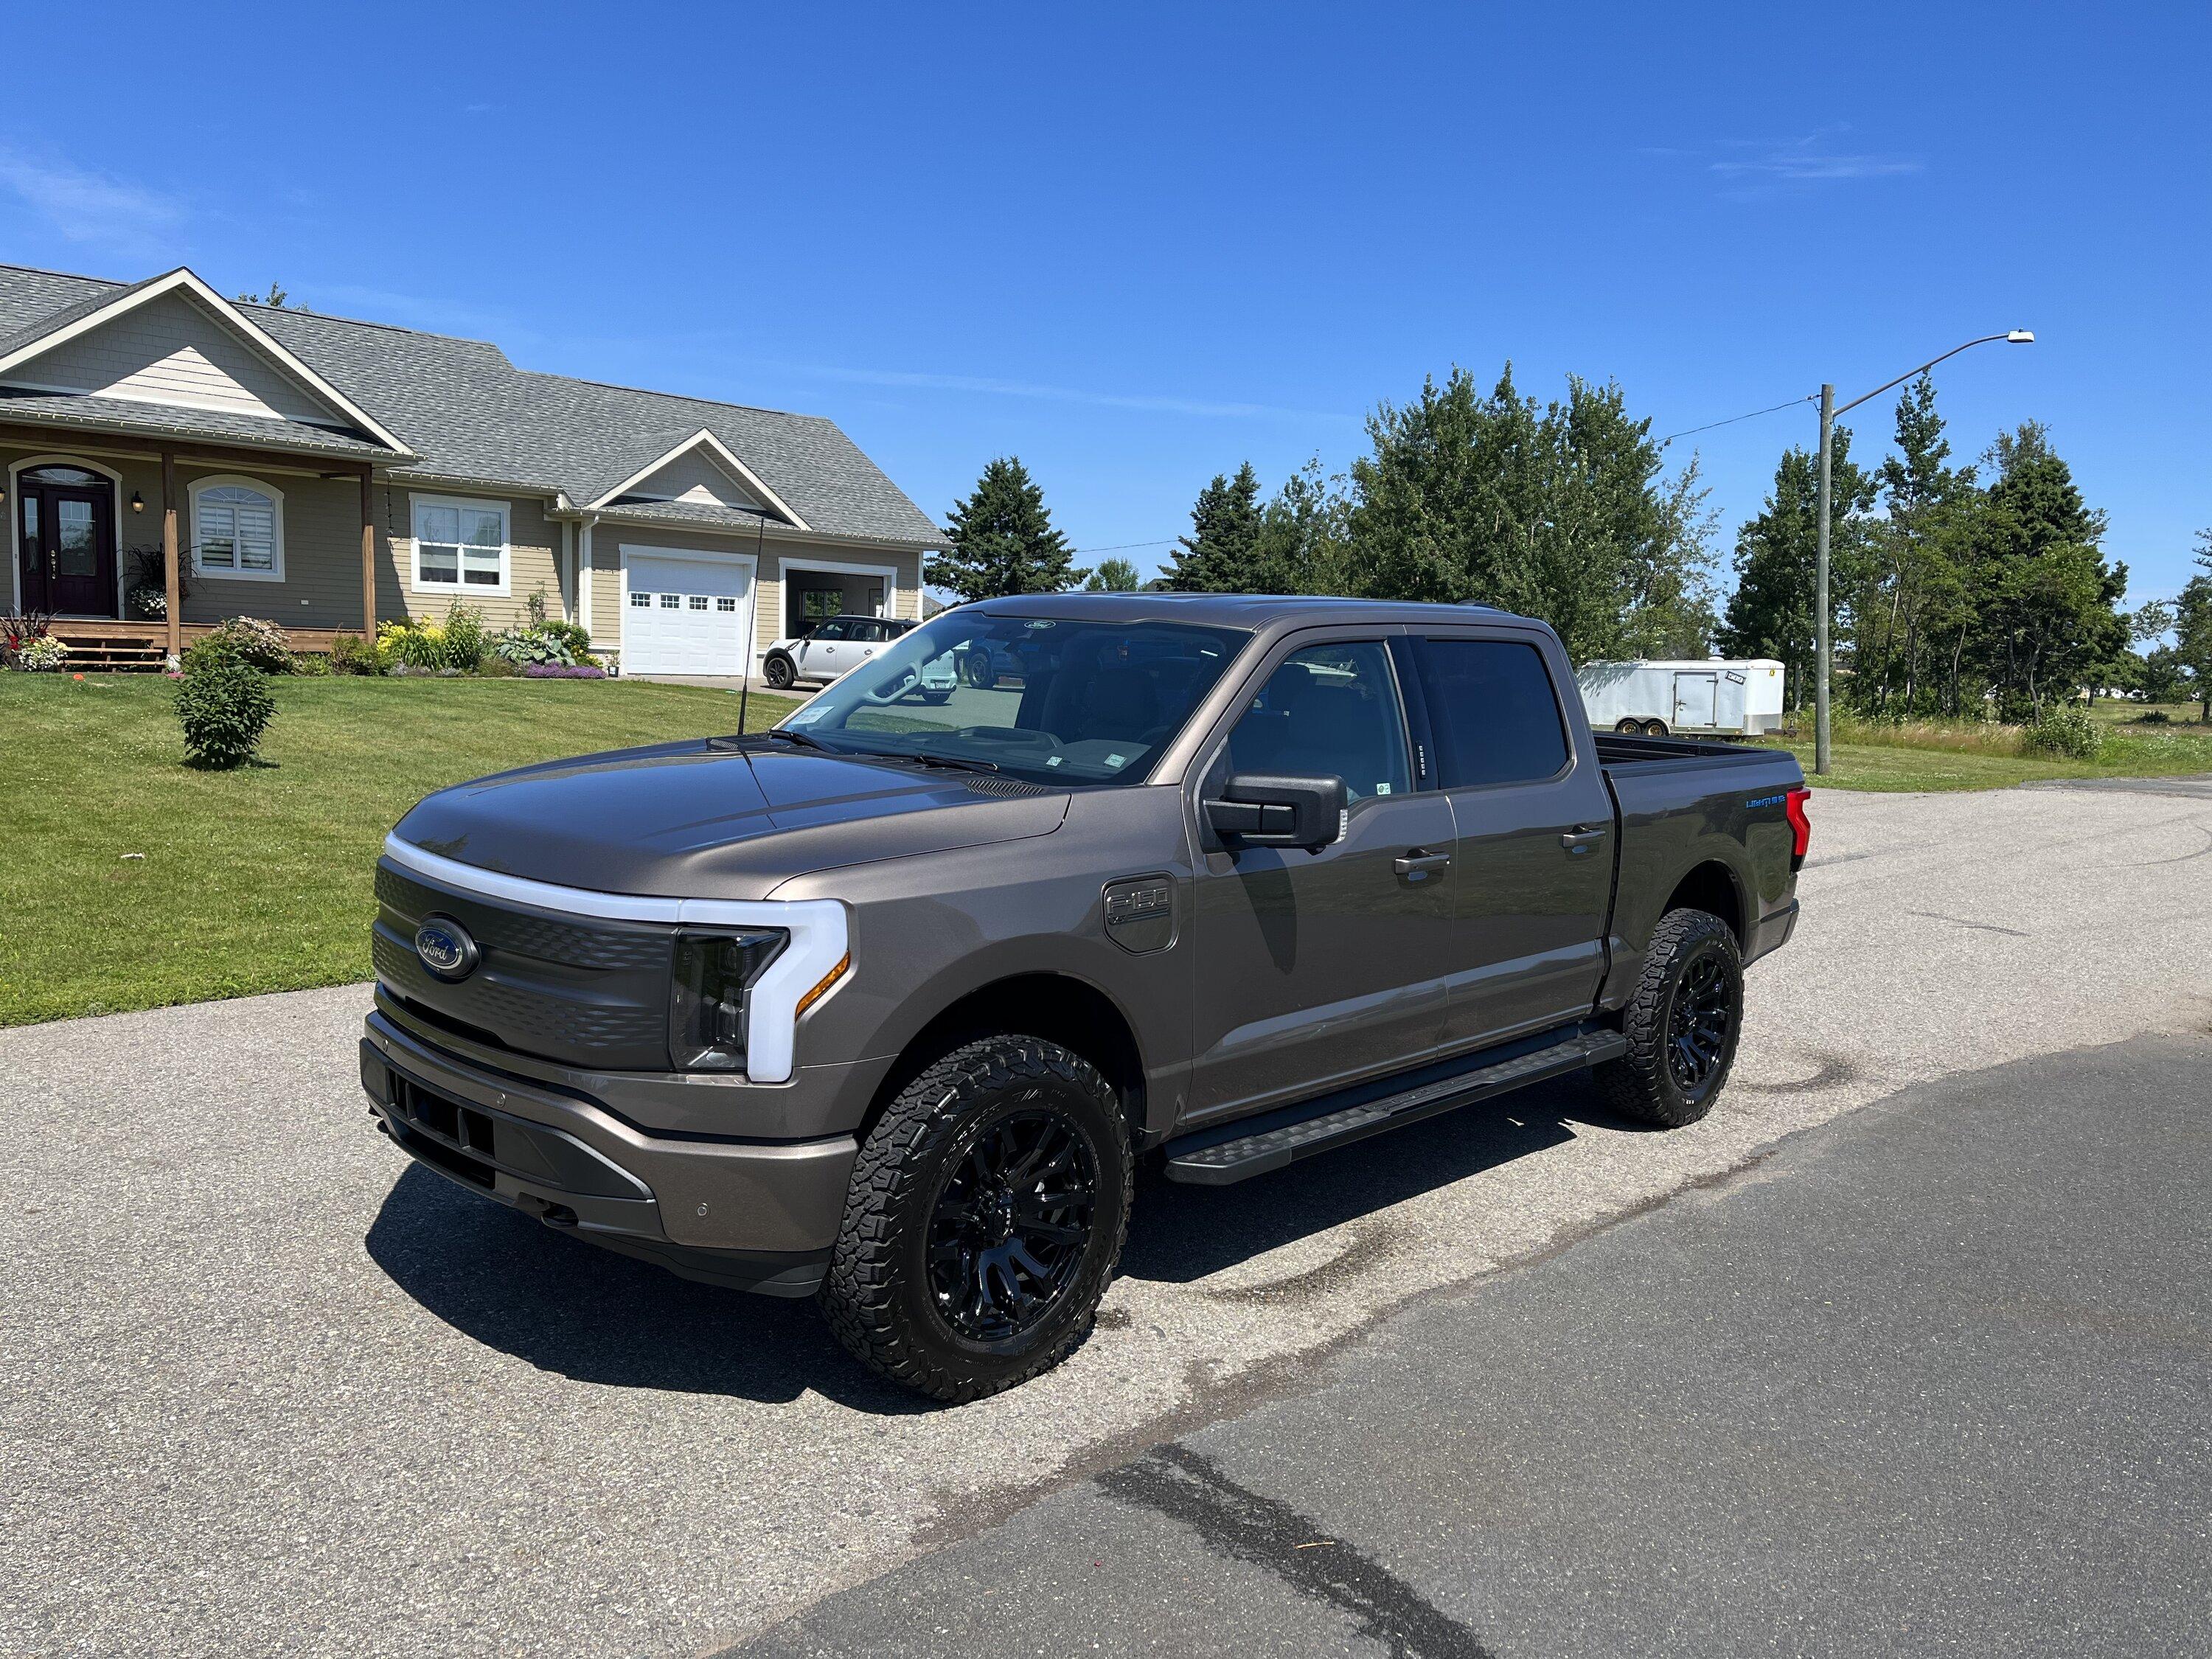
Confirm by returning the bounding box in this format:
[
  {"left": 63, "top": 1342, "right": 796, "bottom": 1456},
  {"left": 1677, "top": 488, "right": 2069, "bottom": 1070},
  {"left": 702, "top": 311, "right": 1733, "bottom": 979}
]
[{"left": 1576, "top": 659, "right": 1786, "bottom": 737}]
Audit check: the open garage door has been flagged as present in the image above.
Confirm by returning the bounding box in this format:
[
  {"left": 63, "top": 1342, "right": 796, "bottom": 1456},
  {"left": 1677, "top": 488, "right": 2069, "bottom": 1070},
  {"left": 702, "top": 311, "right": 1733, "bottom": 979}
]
[{"left": 621, "top": 547, "right": 757, "bottom": 675}]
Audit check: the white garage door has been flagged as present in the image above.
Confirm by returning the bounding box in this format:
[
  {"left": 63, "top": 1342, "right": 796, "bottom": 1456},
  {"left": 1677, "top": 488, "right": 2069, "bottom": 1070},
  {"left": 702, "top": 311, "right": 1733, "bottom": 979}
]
[{"left": 622, "top": 552, "right": 755, "bottom": 675}]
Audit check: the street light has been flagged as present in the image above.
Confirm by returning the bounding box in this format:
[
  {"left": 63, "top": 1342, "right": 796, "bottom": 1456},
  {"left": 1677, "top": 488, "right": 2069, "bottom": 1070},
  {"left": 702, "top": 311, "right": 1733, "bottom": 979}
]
[{"left": 1814, "top": 330, "right": 2034, "bottom": 776}]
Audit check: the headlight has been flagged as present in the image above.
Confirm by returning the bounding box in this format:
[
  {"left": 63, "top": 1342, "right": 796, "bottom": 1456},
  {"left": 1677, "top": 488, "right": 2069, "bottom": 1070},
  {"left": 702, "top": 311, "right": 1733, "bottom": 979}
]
[{"left": 669, "top": 928, "right": 787, "bottom": 1072}]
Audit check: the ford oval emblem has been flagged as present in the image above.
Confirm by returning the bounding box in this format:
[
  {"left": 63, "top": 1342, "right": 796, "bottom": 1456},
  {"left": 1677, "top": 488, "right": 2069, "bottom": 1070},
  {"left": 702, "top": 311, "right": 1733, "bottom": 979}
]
[{"left": 414, "top": 916, "right": 479, "bottom": 982}]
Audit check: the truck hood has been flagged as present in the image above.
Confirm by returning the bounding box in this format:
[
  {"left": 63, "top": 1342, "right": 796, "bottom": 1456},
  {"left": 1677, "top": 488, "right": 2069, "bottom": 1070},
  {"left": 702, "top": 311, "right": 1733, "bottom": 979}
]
[{"left": 390, "top": 740, "right": 1069, "bottom": 900}]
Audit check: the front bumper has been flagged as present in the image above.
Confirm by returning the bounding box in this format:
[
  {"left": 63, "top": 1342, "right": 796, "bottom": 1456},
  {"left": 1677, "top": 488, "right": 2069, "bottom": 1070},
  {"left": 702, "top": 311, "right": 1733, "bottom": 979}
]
[{"left": 361, "top": 1012, "right": 857, "bottom": 1297}]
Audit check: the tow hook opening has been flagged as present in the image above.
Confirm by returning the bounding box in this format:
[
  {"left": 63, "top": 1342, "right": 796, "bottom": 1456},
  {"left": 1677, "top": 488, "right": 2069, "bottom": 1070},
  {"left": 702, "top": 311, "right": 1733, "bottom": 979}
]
[{"left": 516, "top": 1193, "right": 579, "bottom": 1228}]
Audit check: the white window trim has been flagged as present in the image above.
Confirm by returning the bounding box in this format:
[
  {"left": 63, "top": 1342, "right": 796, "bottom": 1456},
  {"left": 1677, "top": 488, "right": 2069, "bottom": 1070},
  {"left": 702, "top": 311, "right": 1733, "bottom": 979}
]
[
  {"left": 409, "top": 492, "right": 512, "bottom": 599},
  {"left": 187, "top": 473, "right": 286, "bottom": 583}
]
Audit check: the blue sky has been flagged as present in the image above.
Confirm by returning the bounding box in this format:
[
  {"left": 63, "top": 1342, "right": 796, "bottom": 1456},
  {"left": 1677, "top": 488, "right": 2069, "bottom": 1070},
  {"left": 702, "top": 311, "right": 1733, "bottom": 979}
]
[{"left": 3, "top": 3, "right": 2206, "bottom": 602}]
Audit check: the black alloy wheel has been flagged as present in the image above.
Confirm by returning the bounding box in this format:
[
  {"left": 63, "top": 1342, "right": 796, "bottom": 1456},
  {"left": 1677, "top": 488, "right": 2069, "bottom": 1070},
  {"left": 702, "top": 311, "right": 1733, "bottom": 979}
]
[
  {"left": 1666, "top": 952, "right": 1732, "bottom": 1094},
  {"left": 762, "top": 654, "right": 796, "bottom": 689},
  {"left": 926, "top": 1108, "right": 1098, "bottom": 1341}
]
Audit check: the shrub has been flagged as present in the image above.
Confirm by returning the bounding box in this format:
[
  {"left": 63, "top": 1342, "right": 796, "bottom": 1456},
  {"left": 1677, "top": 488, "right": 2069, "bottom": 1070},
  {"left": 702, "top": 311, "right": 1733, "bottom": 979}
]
[
  {"left": 175, "top": 656, "right": 275, "bottom": 767},
  {"left": 2135, "top": 709, "right": 2171, "bottom": 726},
  {"left": 2021, "top": 704, "right": 2102, "bottom": 759},
  {"left": 327, "top": 633, "right": 380, "bottom": 675},
  {"left": 206, "top": 616, "right": 295, "bottom": 673},
  {"left": 181, "top": 633, "right": 248, "bottom": 675},
  {"left": 540, "top": 619, "right": 593, "bottom": 658},
  {"left": 476, "top": 653, "right": 521, "bottom": 678},
  {"left": 18, "top": 636, "right": 69, "bottom": 672},
  {"left": 291, "top": 651, "right": 333, "bottom": 677},
  {"left": 440, "top": 602, "right": 487, "bottom": 672},
  {"left": 489, "top": 626, "right": 574, "bottom": 666},
  {"left": 378, "top": 619, "right": 452, "bottom": 671}
]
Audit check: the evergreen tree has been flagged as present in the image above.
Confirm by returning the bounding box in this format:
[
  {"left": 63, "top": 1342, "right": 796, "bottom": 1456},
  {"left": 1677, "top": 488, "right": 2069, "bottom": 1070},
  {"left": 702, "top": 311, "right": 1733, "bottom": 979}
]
[
  {"left": 1085, "top": 556, "right": 1143, "bottom": 591},
  {"left": 926, "top": 457, "right": 1085, "bottom": 601},
  {"left": 2172, "top": 529, "right": 2212, "bottom": 722},
  {"left": 1968, "top": 423, "right": 2126, "bottom": 716},
  {"left": 1853, "top": 375, "right": 1978, "bottom": 716},
  {"left": 1165, "top": 462, "right": 1265, "bottom": 591},
  {"left": 1716, "top": 433, "right": 1876, "bottom": 713}
]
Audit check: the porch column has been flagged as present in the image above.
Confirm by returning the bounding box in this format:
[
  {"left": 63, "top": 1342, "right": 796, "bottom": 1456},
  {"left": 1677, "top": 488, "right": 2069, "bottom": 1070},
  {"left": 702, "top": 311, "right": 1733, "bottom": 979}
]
[
  {"left": 358, "top": 467, "right": 376, "bottom": 639},
  {"left": 161, "top": 449, "right": 181, "bottom": 662}
]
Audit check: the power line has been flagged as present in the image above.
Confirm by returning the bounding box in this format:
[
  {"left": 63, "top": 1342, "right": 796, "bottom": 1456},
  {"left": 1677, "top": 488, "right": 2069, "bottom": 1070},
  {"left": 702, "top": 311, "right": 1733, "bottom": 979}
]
[
  {"left": 1659, "top": 394, "right": 1818, "bottom": 445},
  {"left": 1074, "top": 538, "right": 1180, "bottom": 554}
]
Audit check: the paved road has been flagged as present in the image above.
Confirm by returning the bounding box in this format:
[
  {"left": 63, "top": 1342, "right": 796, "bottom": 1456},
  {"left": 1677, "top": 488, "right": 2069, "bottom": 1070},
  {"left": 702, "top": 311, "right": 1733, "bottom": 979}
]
[
  {"left": 738, "top": 1033, "right": 2212, "bottom": 1658},
  {"left": 4, "top": 780, "right": 2211, "bottom": 1655}
]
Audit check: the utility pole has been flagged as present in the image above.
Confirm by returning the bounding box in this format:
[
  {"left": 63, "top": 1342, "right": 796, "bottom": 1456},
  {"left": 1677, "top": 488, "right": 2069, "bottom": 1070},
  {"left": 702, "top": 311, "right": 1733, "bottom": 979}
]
[
  {"left": 1815, "top": 383, "right": 1834, "bottom": 776},
  {"left": 1809, "top": 331, "right": 2034, "bottom": 777}
]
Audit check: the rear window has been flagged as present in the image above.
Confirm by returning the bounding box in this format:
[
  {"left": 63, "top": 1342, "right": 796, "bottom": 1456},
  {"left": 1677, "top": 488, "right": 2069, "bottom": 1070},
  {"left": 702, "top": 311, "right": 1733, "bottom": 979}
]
[{"left": 1412, "top": 637, "right": 1571, "bottom": 787}]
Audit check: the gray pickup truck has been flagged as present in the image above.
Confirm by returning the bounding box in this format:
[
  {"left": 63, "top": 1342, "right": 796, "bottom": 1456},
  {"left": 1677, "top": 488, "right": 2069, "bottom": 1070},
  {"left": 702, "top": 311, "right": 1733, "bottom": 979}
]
[{"left": 362, "top": 595, "right": 1808, "bottom": 1399}]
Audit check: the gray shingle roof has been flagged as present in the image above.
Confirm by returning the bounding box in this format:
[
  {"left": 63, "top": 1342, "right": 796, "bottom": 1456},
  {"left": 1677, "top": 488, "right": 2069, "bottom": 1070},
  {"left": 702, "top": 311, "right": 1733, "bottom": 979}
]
[
  {"left": 0, "top": 264, "right": 941, "bottom": 546},
  {"left": 0, "top": 388, "right": 397, "bottom": 458},
  {"left": 594, "top": 498, "right": 786, "bottom": 532}
]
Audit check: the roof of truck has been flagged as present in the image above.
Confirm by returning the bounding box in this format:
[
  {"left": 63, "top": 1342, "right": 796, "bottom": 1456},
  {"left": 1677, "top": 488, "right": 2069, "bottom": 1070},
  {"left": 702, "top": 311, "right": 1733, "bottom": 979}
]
[{"left": 964, "top": 592, "right": 1524, "bottom": 627}]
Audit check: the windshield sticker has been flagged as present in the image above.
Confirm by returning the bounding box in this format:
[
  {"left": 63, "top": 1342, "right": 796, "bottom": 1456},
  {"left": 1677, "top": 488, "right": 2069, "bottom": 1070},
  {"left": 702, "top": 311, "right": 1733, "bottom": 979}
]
[
  {"left": 785, "top": 705, "right": 827, "bottom": 726},
  {"left": 1104, "top": 753, "right": 1127, "bottom": 768},
  {"left": 1374, "top": 782, "right": 1392, "bottom": 795},
  {"left": 1046, "top": 755, "right": 1063, "bottom": 767}
]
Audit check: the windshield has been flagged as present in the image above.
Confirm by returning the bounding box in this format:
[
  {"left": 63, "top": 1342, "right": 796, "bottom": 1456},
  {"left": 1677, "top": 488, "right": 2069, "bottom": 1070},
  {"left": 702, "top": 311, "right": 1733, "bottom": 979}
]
[{"left": 776, "top": 610, "right": 1251, "bottom": 786}]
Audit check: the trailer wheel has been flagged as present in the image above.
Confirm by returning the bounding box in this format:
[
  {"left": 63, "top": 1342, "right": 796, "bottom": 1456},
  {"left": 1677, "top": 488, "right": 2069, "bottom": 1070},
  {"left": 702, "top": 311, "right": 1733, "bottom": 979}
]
[
  {"left": 1593, "top": 907, "right": 1742, "bottom": 1127},
  {"left": 1614, "top": 718, "right": 1644, "bottom": 734},
  {"left": 1642, "top": 718, "right": 1670, "bottom": 737}
]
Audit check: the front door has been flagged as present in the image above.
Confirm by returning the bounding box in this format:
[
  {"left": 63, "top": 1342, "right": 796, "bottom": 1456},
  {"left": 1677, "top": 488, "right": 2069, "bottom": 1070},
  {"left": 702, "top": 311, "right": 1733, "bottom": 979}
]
[
  {"left": 16, "top": 467, "right": 117, "bottom": 616},
  {"left": 1187, "top": 636, "right": 1463, "bottom": 1124}
]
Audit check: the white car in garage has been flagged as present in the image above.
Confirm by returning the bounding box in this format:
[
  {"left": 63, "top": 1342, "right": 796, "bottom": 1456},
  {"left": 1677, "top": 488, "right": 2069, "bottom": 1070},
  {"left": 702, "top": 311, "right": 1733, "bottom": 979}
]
[{"left": 761, "top": 615, "right": 953, "bottom": 698}]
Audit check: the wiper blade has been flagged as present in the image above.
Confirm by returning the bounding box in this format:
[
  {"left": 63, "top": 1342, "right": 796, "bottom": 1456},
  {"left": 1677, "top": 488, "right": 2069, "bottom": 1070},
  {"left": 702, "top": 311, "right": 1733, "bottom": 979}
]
[
  {"left": 712, "top": 728, "right": 833, "bottom": 752},
  {"left": 865, "top": 749, "right": 1001, "bottom": 774}
]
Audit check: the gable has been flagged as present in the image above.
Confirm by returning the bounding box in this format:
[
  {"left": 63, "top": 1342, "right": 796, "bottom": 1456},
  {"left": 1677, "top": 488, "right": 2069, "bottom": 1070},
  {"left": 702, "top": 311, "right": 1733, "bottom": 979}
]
[
  {"left": 619, "top": 443, "right": 762, "bottom": 508},
  {"left": 2, "top": 289, "right": 347, "bottom": 426}
]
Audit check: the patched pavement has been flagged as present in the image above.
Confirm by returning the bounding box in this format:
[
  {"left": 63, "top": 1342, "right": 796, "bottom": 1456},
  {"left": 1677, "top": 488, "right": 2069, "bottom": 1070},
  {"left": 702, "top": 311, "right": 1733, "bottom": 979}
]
[{"left": 5, "top": 782, "right": 2212, "bottom": 1655}]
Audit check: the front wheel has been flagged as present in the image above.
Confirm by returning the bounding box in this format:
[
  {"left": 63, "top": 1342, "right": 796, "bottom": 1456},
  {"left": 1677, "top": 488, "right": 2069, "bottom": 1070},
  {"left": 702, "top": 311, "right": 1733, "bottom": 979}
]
[
  {"left": 1614, "top": 717, "right": 1644, "bottom": 735},
  {"left": 1592, "top": 907, "right": 1742, "bottom": 1127},
  {"left": 762, "top": 653, "right": 796, "bottom": 690},
  {"left": 821, "top": 1035, "right": 1131, "bottom": 1402}
]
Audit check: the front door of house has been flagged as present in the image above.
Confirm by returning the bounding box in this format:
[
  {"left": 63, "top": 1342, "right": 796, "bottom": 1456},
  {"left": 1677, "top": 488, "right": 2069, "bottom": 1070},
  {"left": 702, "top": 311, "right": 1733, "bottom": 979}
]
[{"left": 17, "top": 466, "right": 117, "bottom": 616}]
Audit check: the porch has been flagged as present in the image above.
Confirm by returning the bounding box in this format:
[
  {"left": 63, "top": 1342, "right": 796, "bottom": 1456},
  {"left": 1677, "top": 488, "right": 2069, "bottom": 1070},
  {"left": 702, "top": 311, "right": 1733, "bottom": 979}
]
[{"left": 48, "top": 616, "right": 353, "bottom": 670}]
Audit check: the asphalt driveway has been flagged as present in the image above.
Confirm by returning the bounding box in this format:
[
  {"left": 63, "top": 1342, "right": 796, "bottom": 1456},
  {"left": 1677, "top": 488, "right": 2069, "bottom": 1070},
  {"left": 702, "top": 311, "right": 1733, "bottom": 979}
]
[{"left": 4, "top": 780, "right": 2211, "bottom": 1655}]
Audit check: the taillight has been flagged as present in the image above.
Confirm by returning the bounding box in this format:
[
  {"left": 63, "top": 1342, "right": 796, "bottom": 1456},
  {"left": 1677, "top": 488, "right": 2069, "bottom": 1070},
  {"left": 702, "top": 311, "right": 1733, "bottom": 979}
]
[{"left": 1784, "top": 785, "right": 1812, "bottom": 868}]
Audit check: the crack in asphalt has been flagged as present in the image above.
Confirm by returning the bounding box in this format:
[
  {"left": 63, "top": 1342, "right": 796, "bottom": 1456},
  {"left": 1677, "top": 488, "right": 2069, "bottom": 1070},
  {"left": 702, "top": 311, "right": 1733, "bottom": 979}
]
[
  {"left": 1096, "top": 1444, "right": 1495, "bottom": 1659},
  {"left": 1905, "top": 909, "right": 2033, "bottom": 938}
]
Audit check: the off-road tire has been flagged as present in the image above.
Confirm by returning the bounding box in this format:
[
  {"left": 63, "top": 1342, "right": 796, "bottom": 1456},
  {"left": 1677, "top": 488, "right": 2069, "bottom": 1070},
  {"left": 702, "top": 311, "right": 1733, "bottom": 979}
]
[
  {"left": 762, "top": 653, "right": 796, "bottom": 690},
  {"left": 1593, "top": 907, "right": 1742, "bottom": 1127},
  {"left": 821, "top": 1035, "right": 1132, "bottom": 1402}
]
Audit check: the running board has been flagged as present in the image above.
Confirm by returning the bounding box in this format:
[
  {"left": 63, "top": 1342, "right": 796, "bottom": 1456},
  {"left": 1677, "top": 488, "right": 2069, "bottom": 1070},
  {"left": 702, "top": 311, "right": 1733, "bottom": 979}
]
[{"left": 1163, "top": 1029, "right": 1627, "bottom": 1186}]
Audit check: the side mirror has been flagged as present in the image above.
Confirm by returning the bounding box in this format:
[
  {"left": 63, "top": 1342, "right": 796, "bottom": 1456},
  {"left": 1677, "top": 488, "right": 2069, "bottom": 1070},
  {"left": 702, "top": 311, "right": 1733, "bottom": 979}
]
[{"left": 1203, "top": 773, "right": 1348, "bottom": 852}]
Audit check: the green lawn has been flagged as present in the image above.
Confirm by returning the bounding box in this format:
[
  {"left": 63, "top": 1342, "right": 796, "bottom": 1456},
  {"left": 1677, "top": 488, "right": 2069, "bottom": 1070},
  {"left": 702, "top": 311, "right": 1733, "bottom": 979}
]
[
  {"left": 1758, "top": 706, "right": 2212, "bottom": 792},
  {"left": 1, "top": 675, "right": 795, "bottom": 1027}
]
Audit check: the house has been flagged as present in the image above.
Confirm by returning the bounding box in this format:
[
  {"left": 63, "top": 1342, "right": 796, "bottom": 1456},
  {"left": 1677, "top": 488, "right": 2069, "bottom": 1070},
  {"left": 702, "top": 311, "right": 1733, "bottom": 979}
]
[{"left": 0, "top": 263, "right": 940, "bottom": 672}]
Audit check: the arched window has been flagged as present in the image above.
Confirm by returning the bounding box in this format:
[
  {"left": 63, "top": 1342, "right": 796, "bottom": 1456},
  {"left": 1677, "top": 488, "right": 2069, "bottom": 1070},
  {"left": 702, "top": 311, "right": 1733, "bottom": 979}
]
[{"left": 189, "top": 476, "right": 285, "bottom": 581}]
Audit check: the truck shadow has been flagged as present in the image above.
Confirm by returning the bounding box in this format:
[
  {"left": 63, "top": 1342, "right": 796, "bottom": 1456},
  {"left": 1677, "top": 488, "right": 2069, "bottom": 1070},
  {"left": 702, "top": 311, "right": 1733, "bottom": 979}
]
[
  {"left": 1120, "top": 1074, "right": 1627, "bottom": 1285},
  {"left": 363, "top": 1074, "right": 1647, "bottom": 1408},
  {"left": 363, "top": 1166, "right": 928, "bottom": 1413}
]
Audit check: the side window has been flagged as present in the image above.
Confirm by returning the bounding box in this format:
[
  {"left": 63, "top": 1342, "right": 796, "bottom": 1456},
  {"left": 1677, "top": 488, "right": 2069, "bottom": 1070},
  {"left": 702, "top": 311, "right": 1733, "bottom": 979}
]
[
  {"left": 1225, "top": 641, "right": 1410, "bottom": 802},
  {"left": 1414, "top": 638, "right": 1571, "bottom": 787},
  {"left": 813, "top": 617, "right": 850, "bottom": 641}
]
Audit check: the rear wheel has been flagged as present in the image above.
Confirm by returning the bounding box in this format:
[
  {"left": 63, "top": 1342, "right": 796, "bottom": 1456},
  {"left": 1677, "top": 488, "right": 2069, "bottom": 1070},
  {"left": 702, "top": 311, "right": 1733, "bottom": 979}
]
[
  {"left": 821, "top": 1035, "right": 1131, "bottom": 1402},
  {"left": 1593, "top": 907, "right": 1742, "bottom": 1127},
  {"left": 1642, "top": 717, "right": 1670, "bottom": 737},
  {"left": 762, "top": 653, "right": 796, "bottom": 690}
]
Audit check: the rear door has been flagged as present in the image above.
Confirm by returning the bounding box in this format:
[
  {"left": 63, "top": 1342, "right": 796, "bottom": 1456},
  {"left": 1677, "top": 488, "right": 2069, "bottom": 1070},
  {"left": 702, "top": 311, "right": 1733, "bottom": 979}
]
[
  {"left": 1399, "top": 629, "right": 1615, "bottom": 1047},
  {"left": 1186, "top": 632, "right": 1462, "bottom": 1123}
]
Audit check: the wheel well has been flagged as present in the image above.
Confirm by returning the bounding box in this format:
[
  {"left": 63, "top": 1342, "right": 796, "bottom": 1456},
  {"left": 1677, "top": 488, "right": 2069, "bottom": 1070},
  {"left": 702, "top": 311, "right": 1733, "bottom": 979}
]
[
  {"left": 865, "top": 973, "right": 1147, "bottom": 1143},
  {"left": 1663, "top": 860, "right": 1745, "bottom": 945}
]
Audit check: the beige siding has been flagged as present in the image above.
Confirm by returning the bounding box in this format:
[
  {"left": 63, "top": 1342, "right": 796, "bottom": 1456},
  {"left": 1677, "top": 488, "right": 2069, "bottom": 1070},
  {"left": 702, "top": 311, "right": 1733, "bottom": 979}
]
[
  {"left": 585, "top": 522, "right": 922, "bottom": 671},
  {"left": 391, "top": 487, "right": 565, "bottom": 633},
  {"left": 4, "top": 291, "right": 339, "bottom": 424},
  {"left": 625, "top": 447, "right": 757, "bottom": 508}
]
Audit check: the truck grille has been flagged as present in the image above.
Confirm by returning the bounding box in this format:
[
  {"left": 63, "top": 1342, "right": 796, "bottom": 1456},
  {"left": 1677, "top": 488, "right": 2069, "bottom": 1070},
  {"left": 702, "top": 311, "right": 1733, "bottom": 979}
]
[{"left": 372, "top": 861, "right": 675, "bottom": 1070}]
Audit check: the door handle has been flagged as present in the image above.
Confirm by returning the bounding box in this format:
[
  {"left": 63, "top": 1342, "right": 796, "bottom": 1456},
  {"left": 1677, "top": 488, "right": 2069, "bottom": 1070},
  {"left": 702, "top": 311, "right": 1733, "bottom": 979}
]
[
  {"left": 1394, "top": 849, "right": 1452, "bottom": 883},
  {"left": 1559, "top": 826, "right": 1610, "bottom": 855}
]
